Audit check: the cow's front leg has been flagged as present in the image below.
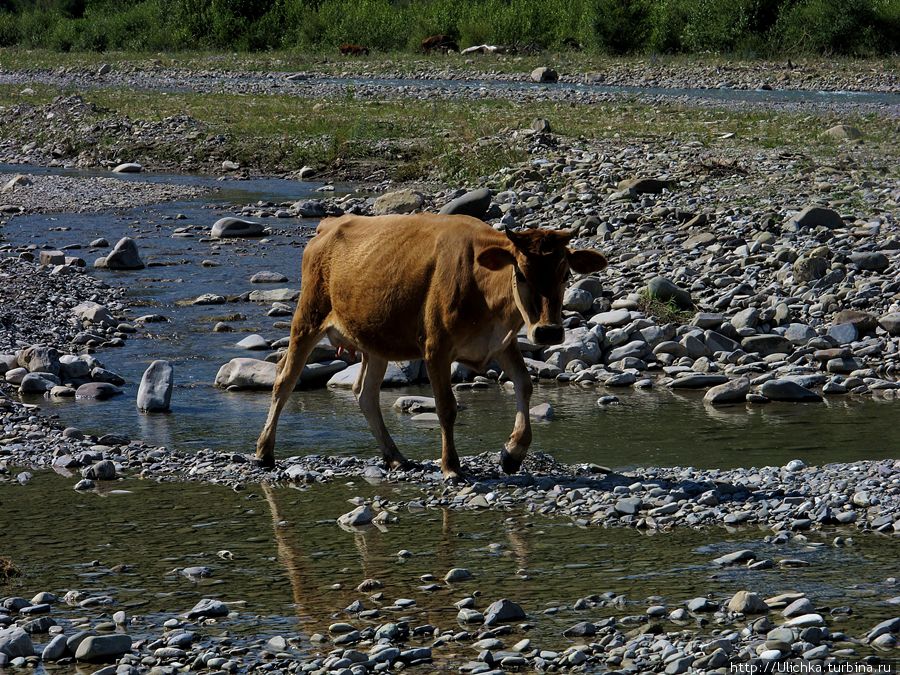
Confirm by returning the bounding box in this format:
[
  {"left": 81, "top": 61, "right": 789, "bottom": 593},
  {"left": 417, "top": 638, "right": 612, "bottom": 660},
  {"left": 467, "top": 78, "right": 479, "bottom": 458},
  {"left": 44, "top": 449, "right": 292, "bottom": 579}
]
[
  {"left": 424, "top": 355, "right": 462, "bottom": 481},
  {"left": 496, "top": 343, "right": 533, "bottom": 474}
]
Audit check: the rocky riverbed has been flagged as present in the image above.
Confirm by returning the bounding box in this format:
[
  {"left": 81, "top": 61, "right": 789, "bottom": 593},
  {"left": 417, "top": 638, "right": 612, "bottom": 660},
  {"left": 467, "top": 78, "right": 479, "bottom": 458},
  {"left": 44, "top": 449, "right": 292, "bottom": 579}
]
[{"left": 1, "top": 56, "right": 898, "bottom": 673}]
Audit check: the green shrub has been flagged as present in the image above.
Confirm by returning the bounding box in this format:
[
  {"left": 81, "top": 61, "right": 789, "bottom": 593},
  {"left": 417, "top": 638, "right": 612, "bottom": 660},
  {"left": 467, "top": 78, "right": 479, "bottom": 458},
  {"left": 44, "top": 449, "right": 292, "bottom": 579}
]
[{"left": 773, "top": 0, "right": 882, "bottom": 55}]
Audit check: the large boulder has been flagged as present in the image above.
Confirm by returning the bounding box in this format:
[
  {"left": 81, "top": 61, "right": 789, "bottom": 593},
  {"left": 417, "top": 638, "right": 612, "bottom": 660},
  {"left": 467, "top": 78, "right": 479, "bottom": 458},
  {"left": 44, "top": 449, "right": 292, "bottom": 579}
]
[
  {"left": 214, "top": 357, "right": 347, "bottom": 390},
  {"left": 94, "top": 237, "right": 144, "bottom": 270},
  {"left": 0, "top": 627, "right": 34, "bottom": 658},
  {"left": 786, "top": 206, "right": 843, "bottom": 230},
  {"left": 74, "top": 634, "right": 132, "bottom": 662},
  {"left": 136, "top": 360, "right": 173, "bottom": 412},
  {"left": 210, "top": 217, "right": 266, "bottom": 239},
  {"left": 19, "top": 345, "right": 60, "bottom": 375},
  {"left": 373, "top": 190, "right": 424, "bottom": 215},
  {"left": 74, "top": 382, "right": 123, "bottom": 400},
  {"left": 530, "top": 67, "right": 558, "bottom": 83},
  {"left": 18, "top": 372, "right": 59, "bottom": 395},
  {"left": 617, "top": 177, "right": 670, "bottom": 194},
  {"left": 646, "top": 276, "right": 693, "bottom": 309},
  {"left": 72, "top": 301, "right": 116, "bottom": 327},
  {"left": 439, "top": 188, "right": 492, "bottom": 219},
  {"left": 760, "top": 379, "right": 823, "bottom": 402}
]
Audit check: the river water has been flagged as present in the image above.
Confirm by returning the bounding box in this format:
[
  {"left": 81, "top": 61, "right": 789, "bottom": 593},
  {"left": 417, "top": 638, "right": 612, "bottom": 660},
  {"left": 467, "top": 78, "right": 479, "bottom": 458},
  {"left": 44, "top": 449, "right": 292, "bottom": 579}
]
[{"left": 0, "top": 165, "right": 898, "bottom": 470}]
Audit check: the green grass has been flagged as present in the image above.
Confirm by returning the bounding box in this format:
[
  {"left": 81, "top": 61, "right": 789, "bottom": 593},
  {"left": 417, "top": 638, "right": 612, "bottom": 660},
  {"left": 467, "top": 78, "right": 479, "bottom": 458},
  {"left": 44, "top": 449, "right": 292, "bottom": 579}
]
[
  {"left": 638, "top": 290, "right": 695, "bottom": 325},
  {"left": 0, "top": 81, "right": 896, "bottom": 182}
]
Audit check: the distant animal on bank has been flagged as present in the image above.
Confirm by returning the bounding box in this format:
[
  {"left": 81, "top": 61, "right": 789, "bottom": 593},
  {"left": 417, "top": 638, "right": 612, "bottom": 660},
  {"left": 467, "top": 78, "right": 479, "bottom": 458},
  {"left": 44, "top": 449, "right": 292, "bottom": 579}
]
[
  {"left": 562, "top": 37, "right": 583, "bottom": 51},
  {"left": 339, "top": 44, "right": 370, "bottom": 56},
  {"left": 421, "top": 34, "right": 459, "bottom": 53},
  {"left": 254, "top": 214, "right": 607, "bottom": 479}
]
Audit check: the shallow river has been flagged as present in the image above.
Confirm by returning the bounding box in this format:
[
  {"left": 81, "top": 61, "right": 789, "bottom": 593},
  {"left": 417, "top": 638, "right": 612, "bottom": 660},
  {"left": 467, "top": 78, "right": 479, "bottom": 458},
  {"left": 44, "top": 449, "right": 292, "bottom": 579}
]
[
  {"left": 0, "top": 166, "right": 897, "bottom": 470},
  {"left": 2, "top": 472, "right": 899, "bottom": 670}
]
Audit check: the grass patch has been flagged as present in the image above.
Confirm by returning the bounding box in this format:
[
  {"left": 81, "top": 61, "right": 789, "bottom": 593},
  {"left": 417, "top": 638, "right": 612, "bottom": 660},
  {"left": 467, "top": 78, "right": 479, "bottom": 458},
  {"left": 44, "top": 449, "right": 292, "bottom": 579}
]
[
  {"left": 638, "top": 290, "right": 695, "bottom": 325},
  {"left": 0, "top": 81, "right": 896, "bottom": 181}
]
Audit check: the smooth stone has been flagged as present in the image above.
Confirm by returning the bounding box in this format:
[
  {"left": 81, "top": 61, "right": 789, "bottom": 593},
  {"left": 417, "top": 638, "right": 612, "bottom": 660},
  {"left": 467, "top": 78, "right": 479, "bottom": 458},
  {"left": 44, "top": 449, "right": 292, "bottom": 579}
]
[
  {"left": 760, "top": 379, "right": 823, "bottom": 403},
  {"left": 74, "top": 634, "right": 132, "bottom": 661},
  {"left": 210, "top": 217, "right": 265, "bottom": 238},
  {"left": 136, "top": 360, "right": 173, "bottom": 412},
  {"left": 439, "top": 188, "right": 492, "bottom": 219}
]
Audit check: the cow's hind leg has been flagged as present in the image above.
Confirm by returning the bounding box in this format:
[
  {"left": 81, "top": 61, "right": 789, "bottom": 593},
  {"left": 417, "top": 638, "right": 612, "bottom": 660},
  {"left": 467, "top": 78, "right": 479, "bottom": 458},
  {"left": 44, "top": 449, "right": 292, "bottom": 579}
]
[
  {"left": 424, "top": 355, "right": 462, "bottom": 481},
  {"left": 255, "top": 327, "right": 322, "bottom": 468},
  {"left": 354, "top": 354, "right": 407, "bottom": 469},
  {"left": 496, "top": 342, "right": 533, "bottom": 474}
]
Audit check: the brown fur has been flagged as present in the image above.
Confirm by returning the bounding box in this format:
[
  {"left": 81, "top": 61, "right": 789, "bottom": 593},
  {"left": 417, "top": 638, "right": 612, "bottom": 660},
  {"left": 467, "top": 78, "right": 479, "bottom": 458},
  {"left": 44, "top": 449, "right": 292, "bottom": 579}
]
[
  {"left": 255, "top": 214, "right": 607, "bottom": 478},
  {"left": 421, "top": 34, "right": 459, "bottom": 53},
  {"left": 339, "top": 44, "right": 370, "bottom": 56}
]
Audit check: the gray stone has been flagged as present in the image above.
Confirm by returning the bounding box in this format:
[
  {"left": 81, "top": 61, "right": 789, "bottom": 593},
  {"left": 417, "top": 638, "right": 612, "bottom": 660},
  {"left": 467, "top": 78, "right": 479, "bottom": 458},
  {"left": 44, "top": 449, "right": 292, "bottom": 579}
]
[
  {"left": 850, "top": 251, "right": 890, "bottom": 272},
  {"left": 827, "top": 323, "right": 857, "bottom": 345},
  {"left": 444, "top": 568, "right": 473, "bottom": 583},
  {"left": 704, "top": 377, "right": 750, "bottom": 404},
  {"left": 210, "top": 217, "right": 265, "bottom": 238},
  {"left": 824, "top": 124, "right": 862, "bottom": 140},
  {"left": 236, "top": 334, "right": 269, "bottom": 350},
  {"left": 75, "top": 382, "right": 123, "bottom": 400},
  {"left": 783, "top": 597, "right": 814, "bottom": 618},
  {"left": 373, "top": 190, "right": 424, "bottom": 215},
  {"left": 215, "top": 357, "right": 346, "bottom": 390},
  {"left": 742, "top": 334, "right": 793, "bottom": 356},
  {"left": 250, "top": 271, "right": 288, "bottom": 283},
  {"left": 618, "top": 177, "right": 670, "bottom": 194},
  {"left": 185, "top": 599, "right": 229, "bottom": 620},
  {"left": 0, "top": 627, "right": 33, "bottom": 658},
  {"left": 41, "top": 634, "right": 68, "bottom": 661},
  {"left": 74, "top": 634, "right": 132, "bottom": 661},
  {"left": 669, "top": 374, "right": 728, "bottom": 389},
  {"left": 338, "top": 505, "right": 374, "bottom": 527},
  {"left": 879, "top": 313, "right": 900, "bottom": 336},
  {"left": 793, "top": 254, "right": 828, "bottom": 283},
  {"left": 788, "top": 206, "right": 844, "bottom": 230},
  {"left": 19, "top": 372, "right": 59, "bottom": 394},
  {"left": 727, "top": 591, "right": 769, "bottom": 614},
  {"left": 530, "top": 67, "right": 558, "bottom": 83},
  {"left": 136, "top": 360, "right": 173, "bottom": 412},
  {"left": 760, "top": 379, "right": 823, "bottom": 402},
  {"left": 94, "top": 237, "right": 144, "bottom": 270},
  {"left": 82, "top": 460, "right": 116, "bottom": 481},
  {"left": 439, "top": 188, "right": 492, "bottom": 219},
  {"left": 646, "top": 276, "right": 693, "bottom": 309},
  {"left": 483, "top": 599, "right": 526, "bottom": 625}
]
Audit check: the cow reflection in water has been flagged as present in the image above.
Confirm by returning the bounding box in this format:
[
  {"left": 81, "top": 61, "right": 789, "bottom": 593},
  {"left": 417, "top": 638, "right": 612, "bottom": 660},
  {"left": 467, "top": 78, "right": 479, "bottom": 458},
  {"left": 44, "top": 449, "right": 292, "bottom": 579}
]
[
  {"left": 262, "top": 485, "right": 530, "bottom": 630},
  {"left": 255, "top": 214, "right": 607, "bottom": 479}
]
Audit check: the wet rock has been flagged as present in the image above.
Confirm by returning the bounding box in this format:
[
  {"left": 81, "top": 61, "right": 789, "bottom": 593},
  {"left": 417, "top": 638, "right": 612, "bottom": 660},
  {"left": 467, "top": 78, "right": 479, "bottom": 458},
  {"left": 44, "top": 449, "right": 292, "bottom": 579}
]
[
  {"left": 82, "top": 460, "right": 116, "bottom": 481},
  {"left": 111, "top": 162, "right": 141, "bottom": 173},
  {"left": 74, "top": 634, "right": 132, "bottom": 661},
  {"left": 704, "top": 377, "right": 750, "bottom": 404},
  {"left": 483, "top": 598, "right": 526, "bottom": 625},
  {"left": 236, "top": 334, "right": 269, "bottom": 350},
  {"left": 563, "top": 621, "right": 596, "bottom": 637},
  {"left": 74, "top": 382, "right": 123, "bottom": 400},
  {"left": 338, "top": 504, "right": 374, "bottom": 527},
  {"left": 210, "top": 217, "right": 266, "bottom": 238},
  {"left": 250, "top": 271, "right": 288, "bottom": 283},
  {"left": 444, "top": 568, "right": 473, "bottom": 583},
  {"left": 529, "top": 402, "right": 554, "bottom": 420},
  {"left": 760, "top": 379, "right": 823, "bottom": 402},
  {"left": 94, "top": 237, "right": 144, "bottom": 270},
  {"left": 0, "top": 627, "right": 33, "bottom": 658},
  {"left": 728, "top": 591, "right": 769, "bottom": 614},
  {"left": 136, "top": 360, "right": 173, "bottom": 412},
  {"left": 184, "top": 598, "right": 228, "bottom": 620},
  {"left": 41, "top": 634, "right": 68, "bottom": 661}
]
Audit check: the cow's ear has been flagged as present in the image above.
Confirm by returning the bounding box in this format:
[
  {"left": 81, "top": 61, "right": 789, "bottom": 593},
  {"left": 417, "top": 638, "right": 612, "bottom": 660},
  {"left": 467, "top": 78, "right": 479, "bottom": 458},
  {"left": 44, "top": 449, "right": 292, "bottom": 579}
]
[
  {"left": 568, "top": 248, "right": 607, "bottom": 273},
  {"left": 477, "top": 246, "right": 516, "bottom": 270}
]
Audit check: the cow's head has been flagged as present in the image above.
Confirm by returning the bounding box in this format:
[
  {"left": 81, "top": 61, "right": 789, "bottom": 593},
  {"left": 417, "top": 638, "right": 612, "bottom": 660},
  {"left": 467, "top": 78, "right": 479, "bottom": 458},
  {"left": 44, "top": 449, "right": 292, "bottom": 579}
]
[{"left": 477, "top": 228, "right": 607, "bottom": 345}]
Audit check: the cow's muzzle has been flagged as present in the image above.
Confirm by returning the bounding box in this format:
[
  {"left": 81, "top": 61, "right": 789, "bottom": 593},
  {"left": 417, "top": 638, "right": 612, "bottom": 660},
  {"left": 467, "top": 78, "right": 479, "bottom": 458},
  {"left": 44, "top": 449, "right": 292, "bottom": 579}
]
[{"left": 532, "top": 324, "right": 564, "bottom": 345}]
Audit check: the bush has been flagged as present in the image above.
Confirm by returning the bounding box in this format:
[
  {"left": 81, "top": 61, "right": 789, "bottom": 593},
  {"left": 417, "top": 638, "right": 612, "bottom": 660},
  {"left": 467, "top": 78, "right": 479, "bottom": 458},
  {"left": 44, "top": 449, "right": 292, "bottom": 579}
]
[{"left": 774, "top": 0, "right": 882, "bottom": 55}]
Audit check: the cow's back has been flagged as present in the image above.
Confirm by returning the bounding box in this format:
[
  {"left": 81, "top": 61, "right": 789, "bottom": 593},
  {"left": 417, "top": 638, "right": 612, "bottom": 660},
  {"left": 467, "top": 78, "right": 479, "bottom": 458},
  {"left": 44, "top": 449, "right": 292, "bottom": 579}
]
[{"left": 305, "top": 214, "right": 504, "bottom": 359}]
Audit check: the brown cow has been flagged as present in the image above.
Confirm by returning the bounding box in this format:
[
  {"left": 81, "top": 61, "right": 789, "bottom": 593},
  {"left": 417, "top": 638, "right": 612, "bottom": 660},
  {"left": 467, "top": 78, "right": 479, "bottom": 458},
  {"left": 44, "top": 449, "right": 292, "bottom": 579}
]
[
  {"left": 421, "top": 34, "right": 459, "bottom": 53},
  {"left": 254, "top": 214, "right": 607, "bottom": 479},
  {"left": 339, "top": 43, "right": 370, "bottom": 56}
]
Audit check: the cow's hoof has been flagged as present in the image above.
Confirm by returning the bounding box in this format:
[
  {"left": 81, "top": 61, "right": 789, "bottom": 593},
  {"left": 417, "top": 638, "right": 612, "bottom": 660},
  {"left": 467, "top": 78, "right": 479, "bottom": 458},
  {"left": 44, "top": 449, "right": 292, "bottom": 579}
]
[
  {"left": 254, "top": 456, "right": 276, "bottom": 470},
  {"left": 500, "top": 449, "right": 522, "bottom": 475},
  {"left": 442, "top": 469, "right": 467, "bottom": 485}
]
